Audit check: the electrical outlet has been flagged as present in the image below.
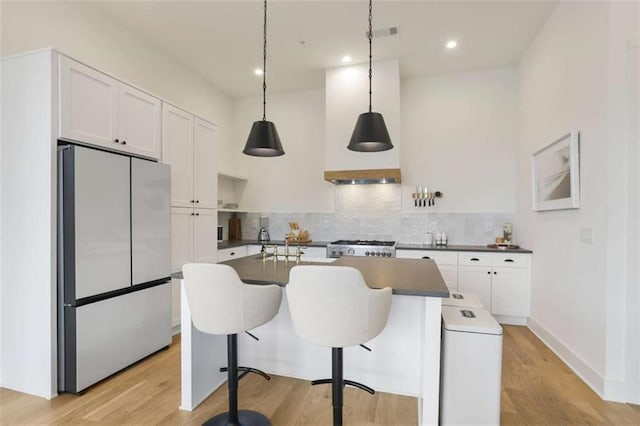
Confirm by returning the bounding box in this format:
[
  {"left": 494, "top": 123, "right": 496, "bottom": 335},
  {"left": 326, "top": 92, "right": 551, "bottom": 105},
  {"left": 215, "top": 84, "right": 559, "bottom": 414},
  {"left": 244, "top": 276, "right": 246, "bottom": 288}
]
[
  {"left": 252, "top": 220, "right": 258, "bottom": 229},
  {"left": 580, "top": 227, "right": 593, "bottom": 243},
  {"left": 323, "top": 219, "right": 330, "bottom": 230},
  {"left": 484, "top": 223, "right": 493, "bottom": 232}
]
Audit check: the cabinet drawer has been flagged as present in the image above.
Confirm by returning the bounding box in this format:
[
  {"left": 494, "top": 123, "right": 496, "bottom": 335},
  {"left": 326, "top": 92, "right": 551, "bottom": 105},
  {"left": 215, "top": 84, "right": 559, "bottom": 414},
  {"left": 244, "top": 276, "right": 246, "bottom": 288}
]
[
  {"left": 491, "top": 253, "right": 529, "bottom": 268},
  {"left": 458, "top": 252, "right": 491, "bottom": 266},
  {"left": 396, "top": 249, "right": 458, "bottom": 265},
  {"left": 218, "top": 246, "right": 247, "bottom": 262}
]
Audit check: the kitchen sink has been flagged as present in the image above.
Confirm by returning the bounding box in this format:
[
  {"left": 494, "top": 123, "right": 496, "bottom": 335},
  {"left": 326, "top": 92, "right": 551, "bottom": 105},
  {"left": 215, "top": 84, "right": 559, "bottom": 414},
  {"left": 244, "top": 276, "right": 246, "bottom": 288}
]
[{"left": 300, "top": 257, "right": 337, "bottom": 263}]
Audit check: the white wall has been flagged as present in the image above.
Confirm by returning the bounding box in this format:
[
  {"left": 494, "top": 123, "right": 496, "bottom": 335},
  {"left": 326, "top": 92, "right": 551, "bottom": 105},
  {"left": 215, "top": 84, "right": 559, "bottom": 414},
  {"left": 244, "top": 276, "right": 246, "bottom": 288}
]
[
  {"left": 401, "top": 68, "right": 517, "bottom": 213},
  {"left": 517, "top": 0, "right": 639, "bottom": 402},
  {"left": 325, "top": 59, "right": 401, "bottom": 171},
  {"left": 233, "top": 67, "right": 518, "bottom": 216},
  {"left": 233, "top": 89, "right": 334, "bottom": 212},
  {"left": 0, "top": 0, "right": 235, "bottom": 171}
]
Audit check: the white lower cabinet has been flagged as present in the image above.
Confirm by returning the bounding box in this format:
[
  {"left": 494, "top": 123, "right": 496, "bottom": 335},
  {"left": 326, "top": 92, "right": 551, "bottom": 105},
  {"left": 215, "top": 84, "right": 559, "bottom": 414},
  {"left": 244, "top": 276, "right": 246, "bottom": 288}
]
[
  {"left": 246, "top": 245, "right": 263, "bottom": 256},
  {"left": 396, "top": 249, "right": 458, "bottom": 291},
  {"left": 457, "top": 266, "right": 493, "bottom": 310},
  {"left": 171, "top": 207, "right": 217, "bottom": 327},
  {"left": 300, "top": 246, "right": 327, "bottom": 259},
  {"left": 490, "top": 267, "right": 529, "bottom": 318},
  {"left": 398, "top": 249, "right": 530, "bottom": 325},
  {"left": 458, "top": 251, "right": 531, "bottom": 325},
  {"left": 218, "top": 246, "right": 248, "bottom": 262}
]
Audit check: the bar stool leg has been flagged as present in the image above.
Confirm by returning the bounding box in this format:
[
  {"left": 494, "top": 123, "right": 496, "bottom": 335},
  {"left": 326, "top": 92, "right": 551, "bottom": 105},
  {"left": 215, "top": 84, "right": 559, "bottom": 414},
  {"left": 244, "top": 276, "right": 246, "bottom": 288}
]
[
  {"left": 228, "top": 334, "right": 240, "bottom": 425},
  {"left": 332, "top": 347, "right": 343, "bottom": 426},
  {"left": 203, "top": 334, "right": 271, "bottom": 426}
]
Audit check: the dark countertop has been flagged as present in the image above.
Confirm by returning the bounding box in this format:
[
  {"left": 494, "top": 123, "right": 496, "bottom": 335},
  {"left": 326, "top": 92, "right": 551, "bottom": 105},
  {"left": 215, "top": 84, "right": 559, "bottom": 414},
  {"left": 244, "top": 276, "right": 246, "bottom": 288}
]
[
  {"left": 219, "top": 240, "right": 532, "bottom": 254},
  {"left": 173, "top": 255, "right": 449, "bottom": 298},
  {"left": 218, "top": 240, "right": 331, "bottom": 250},
  {"left": 396, "top": 243, "right": 533, "bottom": 254}
]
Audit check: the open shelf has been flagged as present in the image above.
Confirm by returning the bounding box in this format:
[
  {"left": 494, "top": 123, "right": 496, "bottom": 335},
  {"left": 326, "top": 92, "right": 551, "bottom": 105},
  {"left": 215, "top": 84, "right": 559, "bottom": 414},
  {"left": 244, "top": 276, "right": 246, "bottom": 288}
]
[{"left": 218, "top": 173, "right": 248, "bottom": 211}]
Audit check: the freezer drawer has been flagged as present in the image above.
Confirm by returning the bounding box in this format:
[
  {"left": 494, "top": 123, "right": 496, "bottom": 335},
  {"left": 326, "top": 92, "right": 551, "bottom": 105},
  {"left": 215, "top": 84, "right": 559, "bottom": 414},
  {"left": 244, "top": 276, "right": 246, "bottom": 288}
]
[{"left": 61, "top": 282, "right": 171, "bottom": 393}]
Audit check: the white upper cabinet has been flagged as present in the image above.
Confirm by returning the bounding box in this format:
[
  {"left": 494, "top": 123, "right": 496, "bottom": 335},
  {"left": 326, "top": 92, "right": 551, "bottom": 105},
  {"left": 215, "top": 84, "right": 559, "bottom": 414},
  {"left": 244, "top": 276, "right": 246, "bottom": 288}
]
[
  {"left": 59, "top": 56, "right": 118, "bottom": 148},
  {"left": 162, "top": 103, "right": 216, "bottom": 209},
  {"left": 59, "top": 56, "right": 161, "bottom": 159},
  {"left": 193, "top": 118, "right": 217, "bottom": 209},
  {"left": 162, "top": 104, "right": 194, "bottom": 207},
  {"left": 118, "top": 84, "right": 161, "bottom": 159}
]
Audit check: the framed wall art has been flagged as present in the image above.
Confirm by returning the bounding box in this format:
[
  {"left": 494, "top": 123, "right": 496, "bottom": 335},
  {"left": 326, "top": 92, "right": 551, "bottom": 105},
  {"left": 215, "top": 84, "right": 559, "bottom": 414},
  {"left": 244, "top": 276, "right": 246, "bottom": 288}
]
[{"left": 532, "top": 131, "right": 580, "bottom": 211}]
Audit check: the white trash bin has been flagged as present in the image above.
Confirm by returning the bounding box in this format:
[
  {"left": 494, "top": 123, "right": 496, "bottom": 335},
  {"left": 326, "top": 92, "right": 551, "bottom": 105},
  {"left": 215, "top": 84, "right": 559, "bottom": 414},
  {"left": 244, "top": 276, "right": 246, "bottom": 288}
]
[
  {"left": 440, "top": 306, "right": 503, "bottom": 425},
  {"left": 442, "top": 292, "right": 484, "bottom": 309}
]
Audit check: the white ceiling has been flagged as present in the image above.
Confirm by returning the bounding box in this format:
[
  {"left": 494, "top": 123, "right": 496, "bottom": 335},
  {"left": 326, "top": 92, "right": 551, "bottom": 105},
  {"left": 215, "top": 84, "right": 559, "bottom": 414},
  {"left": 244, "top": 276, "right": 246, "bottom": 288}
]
[{"left": 90, "top": 0, "right": 557, "bottom": 98}]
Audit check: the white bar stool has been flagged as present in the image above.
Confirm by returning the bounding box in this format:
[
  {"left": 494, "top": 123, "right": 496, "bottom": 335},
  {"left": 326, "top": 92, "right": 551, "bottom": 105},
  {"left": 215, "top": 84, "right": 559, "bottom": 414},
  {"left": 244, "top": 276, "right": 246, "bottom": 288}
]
[
  {"left": 183, "top": 263, "right": 282, "bottom": 426},
  {"left": 286, "top": 265, "right": 392, "bottom": 426}
]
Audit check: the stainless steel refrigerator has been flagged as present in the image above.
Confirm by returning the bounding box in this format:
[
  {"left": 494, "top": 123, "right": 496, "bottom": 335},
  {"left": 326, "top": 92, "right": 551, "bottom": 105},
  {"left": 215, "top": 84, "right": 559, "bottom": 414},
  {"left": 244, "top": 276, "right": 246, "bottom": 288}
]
[{"left": 57, "top": 144, "right": 172, "bottom": 393}]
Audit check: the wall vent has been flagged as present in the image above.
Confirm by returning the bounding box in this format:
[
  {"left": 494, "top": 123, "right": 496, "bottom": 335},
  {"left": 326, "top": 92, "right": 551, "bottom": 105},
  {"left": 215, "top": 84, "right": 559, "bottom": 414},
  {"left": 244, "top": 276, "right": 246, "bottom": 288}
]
[{"left": 366, "top": 27, "right": 399, "bottom": 39}]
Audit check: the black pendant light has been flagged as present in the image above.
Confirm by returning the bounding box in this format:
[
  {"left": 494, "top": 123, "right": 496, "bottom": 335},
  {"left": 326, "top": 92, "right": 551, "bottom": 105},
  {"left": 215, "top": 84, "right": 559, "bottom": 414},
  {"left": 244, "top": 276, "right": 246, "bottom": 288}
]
[
  {"left": 243, "top": 0, "right": 284, "bottom": 157},
  {"left": 348, "top": 0, "right": 393, "bottom": 153}
]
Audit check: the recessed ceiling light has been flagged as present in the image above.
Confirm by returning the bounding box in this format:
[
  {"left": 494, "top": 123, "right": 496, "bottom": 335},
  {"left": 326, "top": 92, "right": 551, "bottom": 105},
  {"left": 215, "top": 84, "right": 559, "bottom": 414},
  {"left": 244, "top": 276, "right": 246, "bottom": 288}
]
[
  {"left": 254, "top": 68, "right": 264, "bottom": 76},
  {"left": 342, "top": 55, "right": 352, "bottom": 63},
  {"left": 446, "top": 40, "right": 458, "bottom": 49}
]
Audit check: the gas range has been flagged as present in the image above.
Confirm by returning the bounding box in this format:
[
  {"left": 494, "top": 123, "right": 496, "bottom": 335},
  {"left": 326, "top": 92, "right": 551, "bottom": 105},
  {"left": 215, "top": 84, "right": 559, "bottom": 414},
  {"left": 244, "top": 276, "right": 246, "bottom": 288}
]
[{"left": 326, "top": 240, "right": 397, "bottom": 258}]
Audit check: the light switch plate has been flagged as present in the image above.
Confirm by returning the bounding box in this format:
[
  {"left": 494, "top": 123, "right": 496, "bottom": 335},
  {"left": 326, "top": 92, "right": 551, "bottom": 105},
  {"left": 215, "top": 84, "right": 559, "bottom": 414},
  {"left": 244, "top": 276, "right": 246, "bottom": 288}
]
[
  {"left": 252, "top": 220, "right": 258, "bottom": 229},
  {"left": 323, "top": 219, "right": 330, "bottom": 230},
  {"left": 580, "top": 227, "right": 593, "bottom": 243},
  {"left": 484, "top": 223, "right": 493, "bottom": 232}
]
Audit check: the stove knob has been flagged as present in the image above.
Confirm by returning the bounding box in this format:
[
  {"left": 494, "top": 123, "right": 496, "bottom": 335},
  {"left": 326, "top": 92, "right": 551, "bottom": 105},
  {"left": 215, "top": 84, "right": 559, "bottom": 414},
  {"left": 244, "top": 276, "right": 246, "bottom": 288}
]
[
  {"left": 347, "top": 248, "right": 355, "bottom": 255},
  {"left": 365, "top": 251, "right": 370, "bottom": 256},
  {"left": 375, "top": 252, "right": 381, "bottom": 257},
  {"left": 338, "top": 251, "right": 344, "bottom": 256},
  {"left": 331, "top": 249, "right": 338, "bottom": 256},
  {"left": 385, "top": 252, "right": 392, "bottom": 257}
]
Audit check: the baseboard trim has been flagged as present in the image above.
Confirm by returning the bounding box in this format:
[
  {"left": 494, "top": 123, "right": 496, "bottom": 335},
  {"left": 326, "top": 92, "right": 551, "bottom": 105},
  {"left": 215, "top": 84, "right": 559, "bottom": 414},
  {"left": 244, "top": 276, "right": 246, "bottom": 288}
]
[
  {"left": 171, "top": 323, "right": 181, "bottom": 336},
  {"left": 494, "top": 314, "right": 527, "bottom": 326},
  {"left": 527, "top": 316, "right": 605, "bottom": 398}
]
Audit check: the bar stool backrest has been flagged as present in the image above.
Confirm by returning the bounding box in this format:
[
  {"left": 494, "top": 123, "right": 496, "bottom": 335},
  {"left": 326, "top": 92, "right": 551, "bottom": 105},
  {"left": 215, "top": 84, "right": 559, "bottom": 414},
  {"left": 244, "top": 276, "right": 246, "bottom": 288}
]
[{"left": 287, "top": 265, "right": 392, "bottom": 348}]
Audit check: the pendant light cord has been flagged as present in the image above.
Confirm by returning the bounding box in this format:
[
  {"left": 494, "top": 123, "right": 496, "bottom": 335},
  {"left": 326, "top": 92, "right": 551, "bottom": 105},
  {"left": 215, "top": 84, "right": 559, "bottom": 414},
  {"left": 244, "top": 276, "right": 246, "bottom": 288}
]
[
  {"left": 368, "top": 0, "right": 373, "bottom": 113},
  {"left": 262, "top": 0, "right": 268, "bottom": 121}
]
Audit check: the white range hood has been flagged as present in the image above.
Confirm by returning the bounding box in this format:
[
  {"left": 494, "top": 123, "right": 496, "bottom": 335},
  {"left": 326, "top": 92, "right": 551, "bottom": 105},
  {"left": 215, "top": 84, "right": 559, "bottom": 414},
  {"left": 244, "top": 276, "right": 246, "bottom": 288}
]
[{"left": 324, "top": 59, "right": 401, "bottom": 184}]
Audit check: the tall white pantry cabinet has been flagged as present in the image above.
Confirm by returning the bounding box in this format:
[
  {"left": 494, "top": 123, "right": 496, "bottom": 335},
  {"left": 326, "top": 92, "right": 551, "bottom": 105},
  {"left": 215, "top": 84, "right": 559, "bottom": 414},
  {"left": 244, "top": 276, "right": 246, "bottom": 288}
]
[{"left": 162, "top": 103, "right": 218, "bottom": 328}]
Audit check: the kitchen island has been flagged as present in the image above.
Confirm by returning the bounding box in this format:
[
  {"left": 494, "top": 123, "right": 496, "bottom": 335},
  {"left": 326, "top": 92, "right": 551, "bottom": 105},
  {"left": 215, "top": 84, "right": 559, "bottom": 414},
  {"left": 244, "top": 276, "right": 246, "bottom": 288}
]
[{"left": 176, "top": 255, "right": 448, "bottom": 426}]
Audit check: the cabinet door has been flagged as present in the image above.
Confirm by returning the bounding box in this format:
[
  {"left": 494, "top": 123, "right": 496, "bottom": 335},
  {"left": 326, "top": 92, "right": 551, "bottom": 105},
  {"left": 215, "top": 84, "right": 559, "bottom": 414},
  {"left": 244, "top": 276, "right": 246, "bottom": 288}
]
[
  {"left": 458, "top": 266, "right": 492, "bottom": 310},
  {"left": 171, "top": 278, "right": 181, "bottom": 328},
  {"left": 193, "top": 209, "right": 218, "bottom": 263},
  {"left": 438, "top": 264, "right": 459, "bottom": 292},
  {"left": 491, "top": 267, "right": 529, "bottom": 317},
  {"left": 118, "top": 84, "right": 161, "bottom": 159},
  {"left": 171, "top": 207, "right": 193, "bottom": 272},
  {"left": 162, "top": 104, "right": 194, "bottom": 208},
  {"left": 193, "top": 118, "right": 217, "bottom": 208},
  {"left": 59, "top": 56, "right": 118, "bottom": 149}
]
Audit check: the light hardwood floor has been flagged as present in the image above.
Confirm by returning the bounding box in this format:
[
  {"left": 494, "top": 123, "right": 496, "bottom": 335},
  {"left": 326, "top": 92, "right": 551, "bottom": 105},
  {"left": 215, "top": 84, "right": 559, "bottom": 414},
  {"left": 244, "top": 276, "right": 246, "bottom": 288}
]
[{"left": 1, "top": 326, "right": 639, "bottom": 425}]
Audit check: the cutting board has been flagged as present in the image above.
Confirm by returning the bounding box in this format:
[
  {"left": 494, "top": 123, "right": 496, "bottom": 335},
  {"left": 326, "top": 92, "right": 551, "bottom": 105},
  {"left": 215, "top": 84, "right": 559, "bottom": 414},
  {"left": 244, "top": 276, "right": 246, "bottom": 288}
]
[{"left": 229, "top": 213, "right": 242, "bottom": 241}]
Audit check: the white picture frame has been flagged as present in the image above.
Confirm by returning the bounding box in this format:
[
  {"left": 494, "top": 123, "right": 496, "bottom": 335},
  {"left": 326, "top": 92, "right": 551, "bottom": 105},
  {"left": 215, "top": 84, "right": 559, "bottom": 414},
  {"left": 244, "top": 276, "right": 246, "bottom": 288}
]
[{"left": 532, "top": 131, "right": 580, "bottom": 211}]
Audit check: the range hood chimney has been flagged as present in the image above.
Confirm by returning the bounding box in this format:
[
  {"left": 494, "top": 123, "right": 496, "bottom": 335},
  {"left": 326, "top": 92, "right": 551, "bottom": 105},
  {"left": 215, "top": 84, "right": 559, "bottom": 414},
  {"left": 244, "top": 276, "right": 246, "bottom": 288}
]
[
  {"left": 324, "top": 168, "right": 401, "bottom": 185},
  {"left": 324, "top": 59, "right": 401, "bottom": 185}
]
